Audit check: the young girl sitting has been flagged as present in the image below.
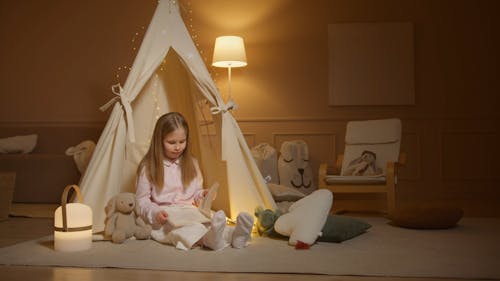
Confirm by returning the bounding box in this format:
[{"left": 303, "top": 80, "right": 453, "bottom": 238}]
[{"left": 135, "top": 112, "right": 254, "bottom": 250}]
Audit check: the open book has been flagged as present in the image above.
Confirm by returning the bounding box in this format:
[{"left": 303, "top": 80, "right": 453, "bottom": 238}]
[
  {"left": 165, "top": 183, "right": 219, "bottom": 228},
  {"left": 198, "top": 182, "right": 219, "bottom": 217}
]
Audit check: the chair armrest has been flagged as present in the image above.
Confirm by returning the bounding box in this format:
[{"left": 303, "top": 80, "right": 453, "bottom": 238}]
[
  {"left": 319, "top": 153, "right": 344, "bottom": 187},
  {"left": 318, "top": 163, "right": 328, "bottom": 189},
  {"left": 336, "top": 154, "right": 344, "bottom": 172},
  {"left": 398, "top": 152, "right": 407, "bottom": 167},
  {"left": 386, "top": 161, "right": 396, "bottom": 181},
  {"left": 319, "top": 153, "right": 344, "bottom": 183},
  {"left": 385, "top": 152, "right": 406, "bottom": 182}
]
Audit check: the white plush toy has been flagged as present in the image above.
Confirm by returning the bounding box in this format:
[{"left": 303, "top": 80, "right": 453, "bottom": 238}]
[
  {"left": 251, "top": 143, "right": 279, "bottom": 184},
  {"left": 274, "top": 189, "right": 333, "bottom": 248},
  {"left": 278, "top": 140, "right": 315, "bottom": 195},
  {"left": 65, "top": 140, "right": 96, "bottom": 174}
]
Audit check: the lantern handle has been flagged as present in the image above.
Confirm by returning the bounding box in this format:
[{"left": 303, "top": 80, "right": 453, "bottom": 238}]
[
  {"left": 61, "top": 185, "right": 83, "bottom": 232},
  {"left": 61, "top": 184, "right": 83, "bottom": 205}
]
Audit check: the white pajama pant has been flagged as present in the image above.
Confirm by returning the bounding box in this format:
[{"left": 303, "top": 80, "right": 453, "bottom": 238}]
[
  {"left": 150, "top": 205, "right": 234, "bottom": 250},
  {"left": 151, "top": 222, "right": 234, "bottom": 250}
]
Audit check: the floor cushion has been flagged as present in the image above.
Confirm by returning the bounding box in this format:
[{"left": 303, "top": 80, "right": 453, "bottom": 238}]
[
  {"left": 389, "top": 205, "right": 463, "bottom": 229},
  {"left": 318, "top": 215, "right": 371, "bottom": 242}
]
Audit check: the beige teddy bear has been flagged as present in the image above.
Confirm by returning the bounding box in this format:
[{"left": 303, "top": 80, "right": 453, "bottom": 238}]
[{"left": 104, "top": 192, "right": 152, "bottom": 243}]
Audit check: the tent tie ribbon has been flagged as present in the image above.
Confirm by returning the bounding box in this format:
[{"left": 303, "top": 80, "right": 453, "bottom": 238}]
[
  {"left": 99, "top": 84, "right": 123, "bottom": 112},
  {"left": 99, "top": 83, "right": 136, "bottom": 143},
  {"left": 210, "top": 99, "right": 238, "bottom": 115}
]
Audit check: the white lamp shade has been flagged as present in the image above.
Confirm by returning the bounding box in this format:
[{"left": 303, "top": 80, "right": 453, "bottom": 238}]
[{"left": 212, "top": 36, "right": 247, "bottom": 68}]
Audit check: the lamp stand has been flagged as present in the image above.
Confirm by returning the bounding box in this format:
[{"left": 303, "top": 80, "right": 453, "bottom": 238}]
[
  {"left": 212, "top": 35, "right": 247, "bottom": 108},
  {"left": 226, "top": 64, "right": 232, "bottom": 102}
]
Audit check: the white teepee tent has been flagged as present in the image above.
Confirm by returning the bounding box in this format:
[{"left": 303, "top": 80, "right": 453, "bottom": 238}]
[{"left": 80, "top": 0, "right": 276, "bottom": 232}]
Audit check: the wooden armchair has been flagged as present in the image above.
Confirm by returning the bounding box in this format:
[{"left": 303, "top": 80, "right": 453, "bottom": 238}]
[{"left": 318, "top": 119, "right": 406, "bottom": 215}]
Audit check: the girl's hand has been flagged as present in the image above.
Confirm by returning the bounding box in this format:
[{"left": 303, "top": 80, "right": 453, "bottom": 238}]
[
  {"left": 193, "top": 189, "right": 210, "bottom": 207},
  {"left": 156, "top": 210, "right": 168, "bottom": 225}
]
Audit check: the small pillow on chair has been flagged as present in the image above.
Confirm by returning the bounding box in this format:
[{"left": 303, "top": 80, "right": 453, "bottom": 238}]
[{"left": 389, "top": 205, "right": 463, "bottom": 229}]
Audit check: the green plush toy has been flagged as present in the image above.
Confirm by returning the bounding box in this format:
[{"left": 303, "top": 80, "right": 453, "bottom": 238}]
[
  {"left": 255, "top": 206, "right": 371, "bottom": 243},
  {"left": 254, "top": 207, "right": 284, "bottom": 238}
]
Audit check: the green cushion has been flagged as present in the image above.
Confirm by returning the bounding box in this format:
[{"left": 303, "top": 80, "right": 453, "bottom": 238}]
[
  {"left": 317, "top": 215, "right": 371, "bottom": 243},
  {"left": 255, "top": 208, "right": 371, "bottom": 243}
]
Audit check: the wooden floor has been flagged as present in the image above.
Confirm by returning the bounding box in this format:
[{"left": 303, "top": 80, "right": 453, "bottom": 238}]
[{"left": 0, "top": 217, "right": 478, "bottom": 281}]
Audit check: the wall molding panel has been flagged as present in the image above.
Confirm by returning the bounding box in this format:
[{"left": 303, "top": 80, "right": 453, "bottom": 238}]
[
  {"left": 238, "top": 118, "right": 499, "bottom": 216},
  {"left": 399, "top": 131, "right": 422, "bottom": 181},
  {"left": 440, "top": 130, "right": 499, "bottom": 181}
]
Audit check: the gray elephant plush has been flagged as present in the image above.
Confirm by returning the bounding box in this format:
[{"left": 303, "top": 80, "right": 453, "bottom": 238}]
[{"left": 104, "top": 192, "right": 152, "bottom": 243}]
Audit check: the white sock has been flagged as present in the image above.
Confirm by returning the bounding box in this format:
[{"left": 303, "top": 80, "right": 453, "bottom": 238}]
[
  {"left": 150, "top": 228, "right": 168, "bottom": 243},
  {"left": 202, "top": 210, "right": 228, "bottom": 251},
  {"left": 231, "top": 212, "right": 254, "bottom": 249}
]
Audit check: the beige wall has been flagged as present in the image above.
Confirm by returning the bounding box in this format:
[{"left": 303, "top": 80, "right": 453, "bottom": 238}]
[{"left": 1, "top": 0, "right": 499, "bottom": 215}]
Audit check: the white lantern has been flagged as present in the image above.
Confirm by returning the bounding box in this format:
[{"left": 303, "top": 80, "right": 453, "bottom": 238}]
[{"left": 54, "top": 185, "right": 92, "bottom": 252}]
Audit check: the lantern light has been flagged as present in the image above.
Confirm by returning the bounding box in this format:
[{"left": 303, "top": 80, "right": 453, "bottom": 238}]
[{"left": 54, "top": 185, "right": 92, "bottom": 252}]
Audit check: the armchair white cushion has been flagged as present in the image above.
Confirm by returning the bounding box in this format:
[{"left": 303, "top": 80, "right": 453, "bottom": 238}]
[
  {"left": 319, "top": 118, "right": 405, "bottom": 214},
  {"left": 341, "top": 118, "right": 401, "bottom": 177}
]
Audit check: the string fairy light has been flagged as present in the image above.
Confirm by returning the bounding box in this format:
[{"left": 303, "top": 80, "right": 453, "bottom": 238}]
[
  {"left": 179, "top": 0, "right": 219, "bottom": 83},
  {"left": 178, "top": 0, "right": 217, "bottom": 145},
  {"left": 113, "top": 0, "right": 218, "bottom": 145},
  {"left": 115, "top": 25, "right": 146, "bottom": 84},
  {"left": 152, "top": 73, "right": 161, "bottom": 121},
  {"left": 115, "top": 0, "right": 217, "bottom": 86},
  {"left": 146, "top": 72, "right": 162, "bottom": 146}
]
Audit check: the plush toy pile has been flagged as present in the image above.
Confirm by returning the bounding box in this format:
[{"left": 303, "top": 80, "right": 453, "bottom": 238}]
[
  {"left": 256, "top": 189, "right": 372, "bottom": 249},
  {"left": 273, "top": 189, "right": 332, "bottom": 248}
]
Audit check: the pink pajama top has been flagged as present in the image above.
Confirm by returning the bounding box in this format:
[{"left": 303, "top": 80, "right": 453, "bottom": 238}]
[{"left": 135, "top": 158, "right": 205, "bottom": 225}]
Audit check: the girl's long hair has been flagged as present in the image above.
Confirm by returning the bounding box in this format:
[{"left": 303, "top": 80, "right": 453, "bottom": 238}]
[{"left": 137, "top": 112, "right": 197, "bottom": 190}]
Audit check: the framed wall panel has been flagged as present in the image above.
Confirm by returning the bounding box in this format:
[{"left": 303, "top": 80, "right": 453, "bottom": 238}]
[{"left": 328, "top": 22, "right": 415, "bottom": 106}]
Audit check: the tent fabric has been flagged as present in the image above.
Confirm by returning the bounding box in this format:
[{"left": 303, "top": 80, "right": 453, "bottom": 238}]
[{"left": 80, "top": 0, "right": 276, "bottom": 232}]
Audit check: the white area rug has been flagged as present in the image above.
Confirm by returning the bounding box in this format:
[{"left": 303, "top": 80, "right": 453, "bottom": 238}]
[{"left": 1, "top": 217, "right": 499, "bottom": 279}]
